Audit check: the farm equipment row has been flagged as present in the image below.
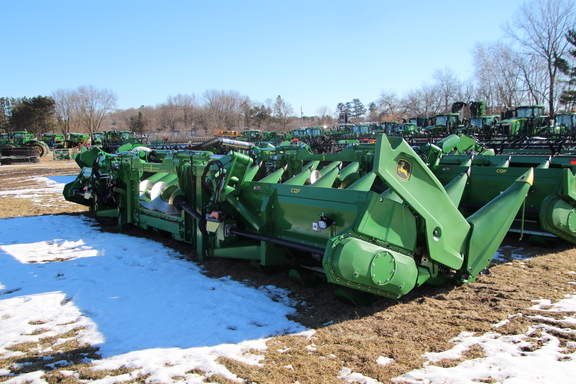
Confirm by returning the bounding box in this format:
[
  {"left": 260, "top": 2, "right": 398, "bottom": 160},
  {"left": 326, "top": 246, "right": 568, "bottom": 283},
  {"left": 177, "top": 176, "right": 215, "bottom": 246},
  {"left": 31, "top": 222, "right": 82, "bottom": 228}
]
[
  {"left": 284, "top": 103, "right": 576, "bottom": 155},
  {"left": 62, "top": 133, "right": 576, "bottom": 300},
  {"left": 41, "top": 132, "right": 91, "bottom": 149}
]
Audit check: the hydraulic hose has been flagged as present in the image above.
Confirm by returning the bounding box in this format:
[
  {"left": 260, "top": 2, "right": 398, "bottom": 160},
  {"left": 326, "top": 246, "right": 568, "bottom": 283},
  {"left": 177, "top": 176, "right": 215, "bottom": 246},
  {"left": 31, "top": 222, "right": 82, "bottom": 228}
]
[
  {"left": 173, "top": 196, "right": 203, "bottom": 221},
  {"left": 172, "top": 196, "right": 208, "bottom": 236},
  {"left": 229, "top": 227, "right": 325, "bottom": 255}
]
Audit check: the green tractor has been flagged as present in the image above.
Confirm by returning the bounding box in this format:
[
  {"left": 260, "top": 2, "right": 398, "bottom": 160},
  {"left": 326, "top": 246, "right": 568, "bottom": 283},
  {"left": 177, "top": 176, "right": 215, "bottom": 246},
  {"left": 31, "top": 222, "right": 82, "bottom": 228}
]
[
  {"left": 283, "top": 128, "right": 309, "bottom": 144},
  {"left": 457, "top": 101, "right": 500, "bottom": 136},
  {"left": 348, "top": 123, "right": 379, "bottom": 144},
  {"left": 463, "top": 115, "right": 500, "bottom": 135},
  {"left": 1, "top": 130, "right": 50, "bottom": 157},
  {"left": 423, "top": 113, "right": 463, "bottom": 135},
  {"left": 0, "top": 132, "right": 10, "bottom": 147},
  {"left": 239, "top": 130, "right": 264, "bottom": 142},
  {"left": 238, "top": 130, "right": 283, "bottom": 147},
  {"left": 282, "top": 127, "right": 330, "bottom": 152},
  {"left": 402, "top": 122, "right": 420, "bottom": 134},
  {"left": 91, "top": 132, "right": 105, "bottom": 146},
  {"left": 67, "top": 133, "right": 90, "bottom": 147},
  {"left": 327, "top": 123, "right": 356, "bottom": 137},
  {"left": 423, "top": 102, "right": 468, "bottom": 135},
  {"left": 554, "top": 112, "right": 576, "bottom": 134},
  {"left": 42, "top": 133, "right": 66, "bottom": 148},
  {"left": 101, "top": 130, "right": 144, "bottom": 153},
  {"left": 261, "top": 131, "right": 282, "bottom": 145},
  {"left": 409, "top": 117, "right": 431, "bottom": 130},
  {"left": 391, "top": 122, "right": 419, "bottom": 135},
  {"left": 493, "top": 105, "right": 549, "bottom": 137},
  {"left": 41, "top": 132, "right": 90, "bottom": 148}
]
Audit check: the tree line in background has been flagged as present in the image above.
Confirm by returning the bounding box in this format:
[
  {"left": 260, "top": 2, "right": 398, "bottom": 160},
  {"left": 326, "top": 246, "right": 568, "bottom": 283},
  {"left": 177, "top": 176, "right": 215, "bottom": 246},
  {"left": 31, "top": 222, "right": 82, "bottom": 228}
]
[
  {"left": 0, "top": 90, "right": 300, "bottom": 138},
  {"left": 2, "top": 0, "right": 576, "bottom": 138}
]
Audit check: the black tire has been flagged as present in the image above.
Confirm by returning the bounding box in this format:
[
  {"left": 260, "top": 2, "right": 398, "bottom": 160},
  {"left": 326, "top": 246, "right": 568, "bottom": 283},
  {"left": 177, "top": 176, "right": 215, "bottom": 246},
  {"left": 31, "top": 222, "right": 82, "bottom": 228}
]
[
  {"left": 0, "top": 146, "right": 15, "bottom": 156},
  {"left": 10, "top": 147, "right": 38, "bottom": 157},
  {"left": 41, "top": 143, "right": 50, "bottom": 157},
  {"left": 30, "top": 143, "right": 47, "bottom": 157},
  {"left": 0, "top": 158, "right": 12, "bottom": 165}
]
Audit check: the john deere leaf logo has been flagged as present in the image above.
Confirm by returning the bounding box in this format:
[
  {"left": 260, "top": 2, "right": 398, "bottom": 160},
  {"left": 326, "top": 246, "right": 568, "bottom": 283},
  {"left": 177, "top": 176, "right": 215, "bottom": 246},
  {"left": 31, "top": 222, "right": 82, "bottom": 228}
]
[{"left": 396, "top": 159, "right": 412, "bottom": 181}]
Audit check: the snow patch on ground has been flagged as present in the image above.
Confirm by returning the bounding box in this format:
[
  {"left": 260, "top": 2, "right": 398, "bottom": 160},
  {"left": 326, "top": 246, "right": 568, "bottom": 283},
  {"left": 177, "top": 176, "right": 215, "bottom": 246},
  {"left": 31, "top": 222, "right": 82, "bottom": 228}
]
[{"left": 0, "top": 214, "right": 307, "bottom": 382}]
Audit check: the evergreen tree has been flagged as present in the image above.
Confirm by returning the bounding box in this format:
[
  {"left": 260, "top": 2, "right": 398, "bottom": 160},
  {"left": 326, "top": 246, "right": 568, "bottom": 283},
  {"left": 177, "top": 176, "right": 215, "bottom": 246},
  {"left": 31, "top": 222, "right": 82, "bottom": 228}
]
[
  {"left": 336, "top": 102, "right": 353, "bottom": 114},
  {"left": 8, "top": 96, "right": 55, "bottom": 136},
  {"left": 129, "top": 111, "right": 146, "bottom": 134},
  {"left": 345, "top": 102, "right": 352, "bottom": 114},
  {"left": 337, "top": 99, "right": 366, "bottom": 119},
  {"left": 252, "top": 105, "right": 271, "bottom": 128},
  {"left": 351, "top": 99, "right": 366, "bottom": 119},
  {"left": 556, "top": 29, "right": 576, "bottom": 108},
  {"left": 367, "top": 102, "right": 378, "bottom": 121}
]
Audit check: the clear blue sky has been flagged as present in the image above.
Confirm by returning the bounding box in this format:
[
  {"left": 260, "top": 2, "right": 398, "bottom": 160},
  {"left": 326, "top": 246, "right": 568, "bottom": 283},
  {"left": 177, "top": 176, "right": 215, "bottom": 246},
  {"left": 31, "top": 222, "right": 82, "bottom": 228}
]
[{"left": 1, "top": 0, "right": 526, "bottom": 116}]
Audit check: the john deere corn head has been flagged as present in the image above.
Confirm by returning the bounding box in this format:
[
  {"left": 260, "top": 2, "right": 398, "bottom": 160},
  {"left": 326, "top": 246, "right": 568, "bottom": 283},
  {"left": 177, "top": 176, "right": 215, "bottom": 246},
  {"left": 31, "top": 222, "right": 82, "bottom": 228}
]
[
  {"left": 428, "top": 136, "right": 576, "bottom": 244},
  {"left": 62, "top": 134, "right": 541, "bottom": 299}
]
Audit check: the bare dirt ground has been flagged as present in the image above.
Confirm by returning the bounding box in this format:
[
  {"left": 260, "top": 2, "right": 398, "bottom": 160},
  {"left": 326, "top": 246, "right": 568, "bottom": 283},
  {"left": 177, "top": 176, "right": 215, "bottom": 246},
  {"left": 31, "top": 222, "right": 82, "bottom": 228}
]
[{"left": 1, "top": 155, "right": 576, "bottom": 383}]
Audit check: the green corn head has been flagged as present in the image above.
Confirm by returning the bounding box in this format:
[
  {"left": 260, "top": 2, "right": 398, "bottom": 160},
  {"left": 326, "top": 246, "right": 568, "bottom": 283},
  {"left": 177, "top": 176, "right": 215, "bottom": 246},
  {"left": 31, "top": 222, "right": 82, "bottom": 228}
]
[
  {"left": 428, "top": 143, "right": 576, "bottom": 244},
  {"left": 63, "top": 134, "right": 541, "bottom": 299}
]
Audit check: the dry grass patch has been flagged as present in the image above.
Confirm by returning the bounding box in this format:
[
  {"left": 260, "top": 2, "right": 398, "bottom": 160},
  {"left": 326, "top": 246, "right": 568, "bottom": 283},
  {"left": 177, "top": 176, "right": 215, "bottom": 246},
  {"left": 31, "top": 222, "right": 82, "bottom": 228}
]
[
  {"left": 430, "top": 344, "right": 486, "bottom": 368},
  {"left": 0, "top": 324, "right": 102, "bottom": 382},
  {"left": 0, "top": 344, "right": 101, "bottom": 379}
]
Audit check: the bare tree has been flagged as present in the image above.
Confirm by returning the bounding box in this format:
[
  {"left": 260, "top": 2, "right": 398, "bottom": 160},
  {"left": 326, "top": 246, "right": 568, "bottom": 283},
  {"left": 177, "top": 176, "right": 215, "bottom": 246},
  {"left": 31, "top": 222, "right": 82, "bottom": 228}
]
[
  {"left": 52, "top": 88, "right": 80, "bottom": 136},
  {"left": 503, "top": 0, "right": 576, "bottom": 118},
  {"left": 172, "top": 94, "right": 198, "bottom": 132},
  {"left": 316, "top": 106, "right": 333, "bottom": 126},
  {"left": 108, "top": 108, "right": 134, "bottom": 131},
  {"left": 375, "top": 90, "right": 401, "bottom": 121},
  {"left": 272, "top": 95, "right": 294, "bottom": 131},
  {"left": 455, "top": 79, "right": 476, "bottom": 105},
  {"left": 473, "top": 41, "right": 528, "bottom": 110},
  {"left": 199, "top": 90, "right": 246, "bottom": 132},
  {"left": 75, "top": 85, "right": 118, "bottom": 135},
  {"left": 399, "top": 89, "right": 424, "bottom": 118},
  {"left": 157, "top": 96, "right": 182, "bottom": 132},
  {"left": 513, "top": 53, "right": 550, "bottom": 105},
  {"left": 263, "top": 98, "right": 274, "bottom": 111},
  {"left": 474, "top": 42, "right": 504, "bottom": 108},
  {"left": 432, "top": 67, "right": 462, "bottom": 112},
  {"left": 403, "top": 82, "right": 444, "bottom": 117}
]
